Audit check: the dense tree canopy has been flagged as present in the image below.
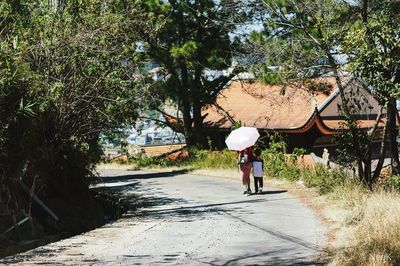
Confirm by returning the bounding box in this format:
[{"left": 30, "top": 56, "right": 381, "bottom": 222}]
[
  {"left": 344, "top": 0, "right": 400, "bottom": 175},
  {"left": 0, "top": 0, "right": 143, "bottom": 196},
  {"left": 125, "top": 0, "right": 253, "bottom": 146},
  {"left": 249, "top": 0, "right": 400, "bottom": 186}
]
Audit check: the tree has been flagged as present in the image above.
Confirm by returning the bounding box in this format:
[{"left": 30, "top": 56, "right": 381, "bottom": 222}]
[
  {"left": 253, "top": 0, "right": 387, "bottom": 187},
  {"left": 0, "top": 0, "right": 144, "bottom": 197},
  {"left": 344, "top": 0, "right": 400, "bottom": 175},
  {"left": 125, "top": 0, "right": 251, "bottom": 147}
]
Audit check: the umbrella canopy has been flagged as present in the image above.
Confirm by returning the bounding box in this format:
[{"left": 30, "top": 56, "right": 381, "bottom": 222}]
[{"left": 225, "top": 127, "right": 260, "bottom": 151}]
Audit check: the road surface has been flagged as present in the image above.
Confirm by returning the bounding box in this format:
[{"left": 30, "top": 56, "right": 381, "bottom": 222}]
[{"left": 1, "top": 169, "right": 326, "bottom": 265}]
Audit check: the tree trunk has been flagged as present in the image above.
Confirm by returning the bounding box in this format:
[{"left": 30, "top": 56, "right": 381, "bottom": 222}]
[
  {"left": 372, "top": 116, "right": 389, "bottom": 182},
  {"left": 364, "top": 154, "right": 372, "bottom": 189},
  {"left": 191, "top": 67, "right": 206, "bottom": 147},
  {"left": 361, "top": 0, "right": 368, "bottom": 23},
  {"left": 192, "top": 99, "right": 205, "bottom": 147},
  {"left": 181, "top": 101, "right": 194, "bottom": 146},
  {"left": 387, "top": 99, "right": 400, "bottom": 175},
  {"left": 357, "top": 159, "right": 365, "bottom": 183},
  {"left": 179, "top": 63, "right": 195, "bottom": 146},
  {"left": 179, "top": 84, "right": 194, "bottom": 146}
]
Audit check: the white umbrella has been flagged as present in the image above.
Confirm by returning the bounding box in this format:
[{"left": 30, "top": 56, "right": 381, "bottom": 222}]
[{"left": 225, "top": 127, "right": 260, "bottom": 151}]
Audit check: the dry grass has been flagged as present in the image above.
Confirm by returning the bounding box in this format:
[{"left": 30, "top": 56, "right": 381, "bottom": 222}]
[{"left": 326, "top": 189, "right": 400, "bottom": 265}]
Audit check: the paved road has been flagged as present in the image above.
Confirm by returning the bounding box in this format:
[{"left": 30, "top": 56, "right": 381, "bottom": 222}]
[{"left": 1, "top": 169, "right": 326, "bottom": 265}]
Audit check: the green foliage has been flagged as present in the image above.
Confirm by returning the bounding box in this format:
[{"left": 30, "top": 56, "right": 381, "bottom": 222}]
[
  {"left": 231, "top": 121, "right": 242, "bottom": 130},
  {"left": 135, "top": 148, "right": 237, "bottom": 169},
  {"left": 257, "top": 65, "right": 282, "bottom": 85},
  {"left": 0, "top": 0, "right": 144, "bottom": 197},
  {"left": 334, "top": 120, "right": 370, "bottom": 169},
  {"left": 341, "top": 2, "right": 400, "bottom": 177},
  {"left": 261, "top": 142, "right": 349, "bottom": 193},
  {"left": 302, "top": 164, "right": 348, "bottom": 194},
  {"left": 259, "top": 136, "right": 348, "bottom": 192},
  {"left": 191, "top": 149, "right": 237, "bottom": 169},
  {"left": 384, "top": 175, "right": 400, "bottom": 192},
  {"left": 249, "top": 0, "right": 350, "bottom": 81},
  {"left": 129, "top": 0, "right": 249, "bottom": 146},
  {"left": 170, "top": 41, "right": 199, "bottom": 62},
  {"left": 255, "top": 0, "right": 395, "bottom": 183},
  {"left": 344, "top": 5, "right": 400, "bottom": 105},
  {"left": 292, "top": 147, "right": 307, "bottom": 157},
  {"left": 260, "top": 136, "right": 300, "bottom": 181}
]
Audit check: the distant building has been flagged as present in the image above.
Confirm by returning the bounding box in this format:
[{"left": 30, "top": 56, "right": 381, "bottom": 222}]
[{"left": 128, "top": 118, "right": 185, "bottom": 146}]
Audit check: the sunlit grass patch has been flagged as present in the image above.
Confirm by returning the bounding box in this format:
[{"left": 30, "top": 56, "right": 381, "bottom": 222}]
[
  {"left": 329, "top": 191, "right": 400, "bottom": 265},
  {"left": 190, "top": 149, "right": 237, "bottom": 169}
]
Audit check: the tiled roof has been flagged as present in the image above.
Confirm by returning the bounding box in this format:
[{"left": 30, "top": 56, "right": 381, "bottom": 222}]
[
  {"left": 202, "top": 77, "right": 342, "bottom": 131},
  {"left": 322, "top": 119, "right": 385, "bottom": 130}
]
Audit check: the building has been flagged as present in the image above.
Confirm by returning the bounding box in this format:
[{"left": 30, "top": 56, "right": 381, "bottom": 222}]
[{"left": 201, "top": 76, "right": 383, "bottom": 155}]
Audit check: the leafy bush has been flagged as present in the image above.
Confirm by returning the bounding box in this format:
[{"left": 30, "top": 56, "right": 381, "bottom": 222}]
[
  {"left": 301, "top": 164, "right": 347, "bottom": 194},
  {"left": 135, "top": 156, "right": 183, "bottom": 168},
  {"left": 261, "top": 137, "right": 300, "bottom": 181},
  {"left": 384, "top": 175, "right": 400, "bottom": 192},
  {"left": 1, "top": 1, "right": 142, "bottom": 198},
  {"left": 259, "top": 135, "right": 348, "bottom": 192}
]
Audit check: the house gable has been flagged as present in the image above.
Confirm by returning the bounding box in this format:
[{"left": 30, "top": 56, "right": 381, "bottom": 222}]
[{"left": 319, "top": 78, "right": 381, "bottom": 120}]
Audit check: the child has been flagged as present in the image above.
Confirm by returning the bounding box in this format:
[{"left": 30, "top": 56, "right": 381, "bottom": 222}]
[{"left": 252, "top": 149, "right": 264, "bottom": 194}]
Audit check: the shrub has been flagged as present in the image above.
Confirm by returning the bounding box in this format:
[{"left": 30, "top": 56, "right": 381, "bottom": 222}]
[
  {"left": 261, "top": 137, "right": 301, "bottom": 181},
  {"left": 301, "top": 165, "right": 347, "bottom": 194},
  {"left": 383, "top": 175, "right": 400, "bottom": 192},
  {"left": 135, "top": 148, "right": 237, "bottom": 169},
  {"left": 135, "top": 156, "right": 181, "bottom": 168}
]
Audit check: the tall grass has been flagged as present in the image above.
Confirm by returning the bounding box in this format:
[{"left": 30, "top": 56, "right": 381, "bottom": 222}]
[{"left": 331, "top": 191, "right": 400, "bottom": 265}]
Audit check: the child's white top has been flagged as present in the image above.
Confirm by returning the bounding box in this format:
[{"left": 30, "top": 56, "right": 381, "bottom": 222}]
[{"left": 253, "top": 159, "right": 263, "bottom": 177}]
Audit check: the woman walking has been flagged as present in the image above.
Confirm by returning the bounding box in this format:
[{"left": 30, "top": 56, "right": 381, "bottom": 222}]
[{"left": 237, "top": 146, "right": 254, "bottom": 195}]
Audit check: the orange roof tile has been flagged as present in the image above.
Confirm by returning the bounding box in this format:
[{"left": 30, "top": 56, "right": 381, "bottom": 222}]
[
  {"left": 322, "top": 119, "right": 385, "bottom": 130},
  {"left": 202, "top": 77, "right": 341, "bottom": 130}
]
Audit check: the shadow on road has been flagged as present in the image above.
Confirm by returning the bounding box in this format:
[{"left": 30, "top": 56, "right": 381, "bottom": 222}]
[
  {"left": 260, "top": 190, "right": 288, "bottom": 195},
  {"left": 93, "top": 169, "right": 189, "bottom": 184},
  {"left": 92, "top": 172, "right": 293, "bottom": 225},
  {"left": 225, "top": 212, "right": 322, "bottom": 252},
  {"left": 124, "top": 198, "right": 268, "bottom": 221},
  {"left": 205, "top": 249, "right": 326, "bottom": 266}
]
